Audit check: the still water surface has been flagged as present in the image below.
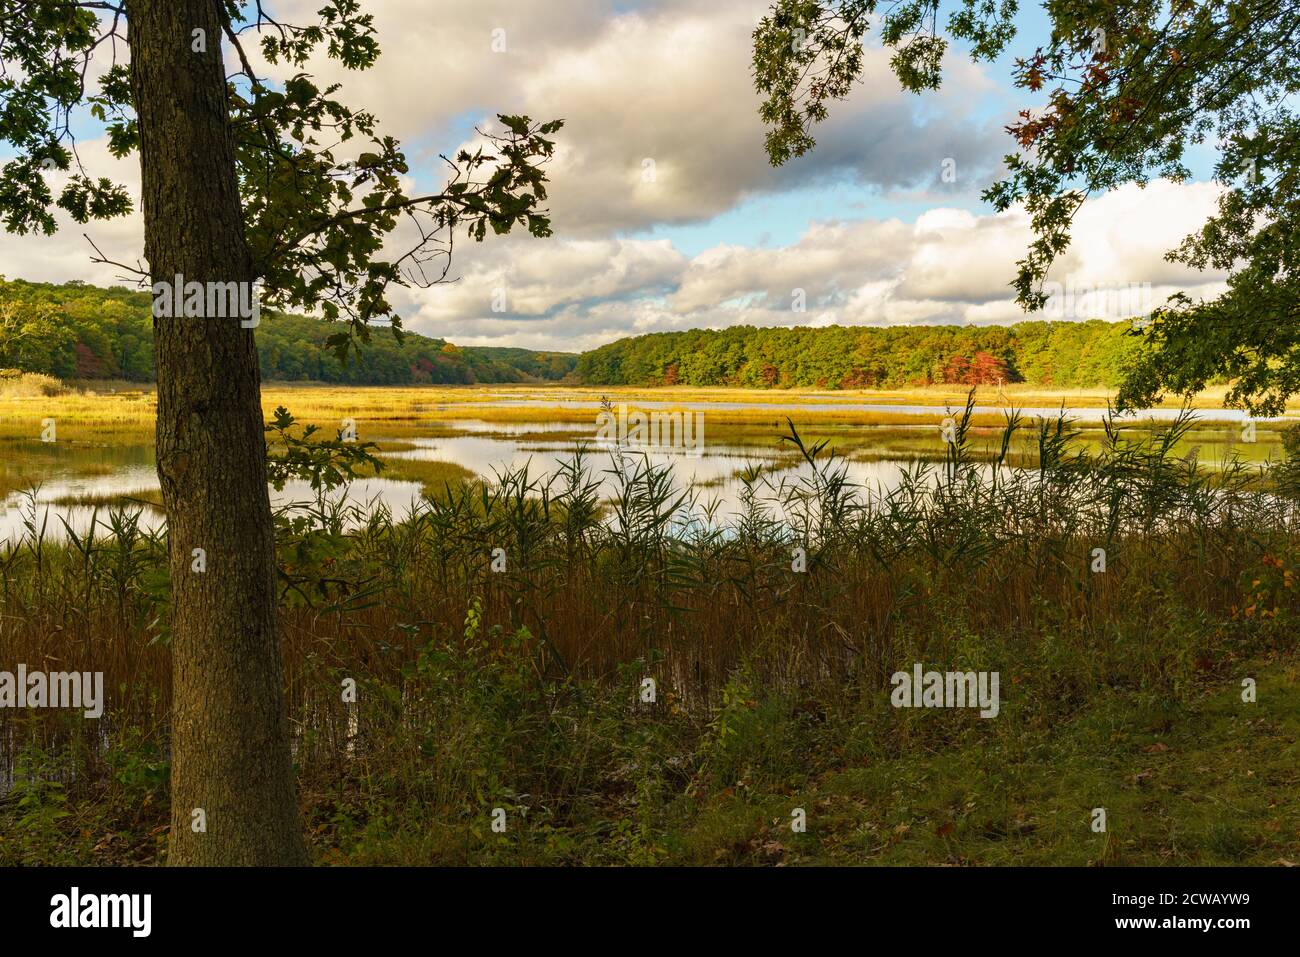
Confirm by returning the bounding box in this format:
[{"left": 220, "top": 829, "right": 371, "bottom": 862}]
[{"left": 0, "top": 402, "right": 1283, "bottom": 543}]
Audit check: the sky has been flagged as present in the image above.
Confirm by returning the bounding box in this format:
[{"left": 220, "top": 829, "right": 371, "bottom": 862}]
[{"left": 1, "top": 0, "right": 1231, "bottom": 353}]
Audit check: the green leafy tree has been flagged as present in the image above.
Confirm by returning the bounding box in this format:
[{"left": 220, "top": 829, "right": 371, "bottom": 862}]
[
  {"left": 0, "top": 279, "right": 577, "bottom": 384},
  {"left": 0, "top": 0, "right": 561, "bottom": 864},
  {"left": 752, "top": 0, "right": 1299, "bottom": 411},
  {"left": 572, "top": 320, "right": 1142, "bottom": 389},
  {"left": 0, "top": 297, "right": 73, "bottom": 371}
]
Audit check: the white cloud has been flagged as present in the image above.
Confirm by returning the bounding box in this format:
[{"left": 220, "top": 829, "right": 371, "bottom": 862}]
[
  {"left": 263, "top": 0, "right": 1006, "bottom": 235},
  {"left": 400, "top": 178, "right": 1232, "bottom": 351},
  {"left": 0, "top": 138, "right": 144, "bottom": 287}
]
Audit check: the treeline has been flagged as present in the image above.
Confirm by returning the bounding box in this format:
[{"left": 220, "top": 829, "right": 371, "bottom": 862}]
[
  {"left": 0, "top": 279, "right": 576, "bottom": 384},
  {"left": 4, "top": 278, "right": 1158, "bottom": 390},
  {"left": 574, "top": 321, "right": 1148, "bottom": 389}
]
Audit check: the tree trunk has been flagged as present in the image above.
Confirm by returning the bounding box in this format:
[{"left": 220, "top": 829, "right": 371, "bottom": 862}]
[{"left": 128, "top": 0, "right": 307, "bottom": 865}]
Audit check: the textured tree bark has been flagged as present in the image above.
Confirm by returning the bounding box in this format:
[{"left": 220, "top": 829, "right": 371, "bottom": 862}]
[{"left": 127, "top": 0, "right": 307, "bottom": 865}]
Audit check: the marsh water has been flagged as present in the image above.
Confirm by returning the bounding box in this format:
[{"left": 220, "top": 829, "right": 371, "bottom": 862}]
[{"left": 0, "top": 397, "right": 1288, "bottom": 544}]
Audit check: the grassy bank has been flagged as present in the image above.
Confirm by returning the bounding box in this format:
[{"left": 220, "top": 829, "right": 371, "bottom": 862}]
[
  {"left": 2, "top": 382, "right": 1294, "bottom": 438},
  {"left": 6, "top": 645, "right": 1294, "bottom": 866}
]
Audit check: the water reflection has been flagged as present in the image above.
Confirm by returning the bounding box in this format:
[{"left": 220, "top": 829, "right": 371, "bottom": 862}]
[
  {"left": 446, "top": 395, "right": 1297, "bottom": 423},
  {"left": 0, "top": 407, "right": 1282, "bottom": 544}
]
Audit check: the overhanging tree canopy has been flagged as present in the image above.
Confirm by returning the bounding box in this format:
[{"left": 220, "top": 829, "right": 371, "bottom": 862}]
[
  {"left": 752, "top": 0, "right": 1300, "bottom": 412},
  {"left": 0, "top": 0, "right": 562, "bottom": 865},
  {"left": 1, "top": 0, "right": 561, "bottom": 350}
]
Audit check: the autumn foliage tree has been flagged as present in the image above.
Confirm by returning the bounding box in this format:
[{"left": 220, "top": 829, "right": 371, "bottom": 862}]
[{"left": 942, "top": 350, "right": 1010, "bottom": 386}]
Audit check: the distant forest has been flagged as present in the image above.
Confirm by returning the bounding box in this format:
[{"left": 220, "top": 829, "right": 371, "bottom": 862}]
[
  {"left": 3, "top": 278, "right": 1152, "bottom": 389},
  {"left": 576, "top": 322, "right": 1150, "bottom": 389},
  {"left": 0, "top": 279, "right": 576, "bottom": 384}
]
